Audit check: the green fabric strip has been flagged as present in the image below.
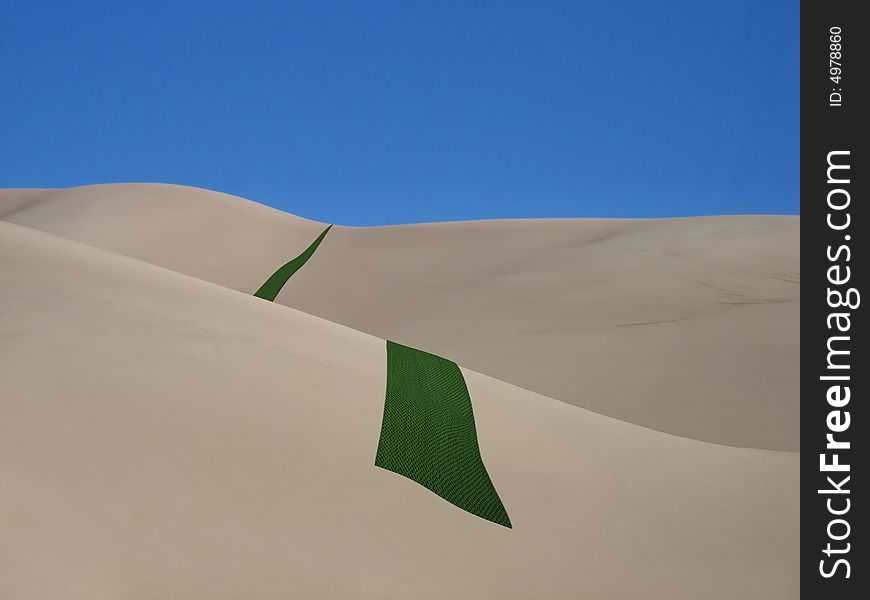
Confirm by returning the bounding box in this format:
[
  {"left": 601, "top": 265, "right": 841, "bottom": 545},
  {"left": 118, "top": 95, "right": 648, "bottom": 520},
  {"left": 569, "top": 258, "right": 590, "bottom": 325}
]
[
  {"left": 254, "top": 225, "right": 332, "bottom": 301},
  {"left": 376, "top": 340, "right": 512, "bottom": 528}
]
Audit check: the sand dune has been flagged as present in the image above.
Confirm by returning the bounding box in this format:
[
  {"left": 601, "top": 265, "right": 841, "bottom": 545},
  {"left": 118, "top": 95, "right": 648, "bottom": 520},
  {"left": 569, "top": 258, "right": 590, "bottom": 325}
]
[
  {"left": 1, "top": 184, "right": 799, "bottom": 449},
  {"left": 285, "top": 215, "right": 800, "bottom": 451},
  {"left": 0, "top": 184, "right": 326, "bottom": 293},
  {"left": 0, "top": 221, "right": 798, "bottom": 599}
]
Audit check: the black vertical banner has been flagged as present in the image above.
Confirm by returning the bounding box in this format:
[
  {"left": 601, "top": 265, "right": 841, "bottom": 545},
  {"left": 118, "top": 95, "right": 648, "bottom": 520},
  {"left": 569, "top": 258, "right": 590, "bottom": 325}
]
[{"left": 802, "top": 1, "right": 867, "bottom": 597}]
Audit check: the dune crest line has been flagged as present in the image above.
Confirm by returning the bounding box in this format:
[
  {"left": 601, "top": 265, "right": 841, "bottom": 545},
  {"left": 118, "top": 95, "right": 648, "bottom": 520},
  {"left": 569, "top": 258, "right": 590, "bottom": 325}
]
[
  {"left": 254, "top": 225, "right": 332, "bottom": 301},
  {"left": 376, "top": 341, "right": 512, "bottom": 528}
]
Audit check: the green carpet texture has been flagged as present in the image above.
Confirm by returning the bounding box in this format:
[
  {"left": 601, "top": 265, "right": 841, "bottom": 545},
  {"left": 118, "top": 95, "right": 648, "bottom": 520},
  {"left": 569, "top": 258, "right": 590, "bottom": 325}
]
[
  {"left": 254, "top": 225, "right": 332, "bottom": 301},
  {"left": 376, "top": 341, "right": 512, "bottom": 528}
]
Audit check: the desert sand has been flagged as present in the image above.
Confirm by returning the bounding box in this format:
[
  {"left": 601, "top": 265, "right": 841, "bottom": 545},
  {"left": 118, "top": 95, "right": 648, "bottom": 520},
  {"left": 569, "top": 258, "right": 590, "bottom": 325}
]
[
  {"left": 1, "top": 184, "right": 800, "bottom": 449},
  {"left": 1, "top": 217, "right": 798, "bottom": 599}
]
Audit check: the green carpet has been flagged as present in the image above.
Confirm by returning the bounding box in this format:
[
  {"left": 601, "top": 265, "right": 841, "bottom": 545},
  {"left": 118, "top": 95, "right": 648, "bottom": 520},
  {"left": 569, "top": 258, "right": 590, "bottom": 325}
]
[
  {"left": 376, "top": 341, "right": 512, "bottom": 528},
  {"left": 254, "top": 225, "right": 332, "bottom": 301}
]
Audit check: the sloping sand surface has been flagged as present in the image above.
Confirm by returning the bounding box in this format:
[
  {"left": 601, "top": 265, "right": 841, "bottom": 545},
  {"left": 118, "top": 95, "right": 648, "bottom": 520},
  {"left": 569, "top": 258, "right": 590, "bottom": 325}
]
[
  {"left": 1, "top": 184, "right": 800, "bottom": 449},
  {"left": 0, "top": 184, "right": 326, "bottom": 294},
  {"left": 286, "top": 216, "right": 799, "bottom": 451},
  {"left": 0, "top": 221, "right": 797, "bottom": 599}
]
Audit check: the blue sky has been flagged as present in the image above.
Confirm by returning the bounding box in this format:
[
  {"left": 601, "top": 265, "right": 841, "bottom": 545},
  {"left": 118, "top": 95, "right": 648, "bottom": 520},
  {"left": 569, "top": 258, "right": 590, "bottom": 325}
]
[{"left": 0, "top": 1, "right": 798, "bottom": 225}]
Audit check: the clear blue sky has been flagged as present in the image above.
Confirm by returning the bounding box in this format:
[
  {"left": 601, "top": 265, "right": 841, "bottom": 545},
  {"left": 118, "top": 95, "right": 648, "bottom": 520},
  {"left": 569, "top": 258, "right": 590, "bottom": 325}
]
[{"left": 1, "top": 1, "right": 798, "bottom": 225}]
